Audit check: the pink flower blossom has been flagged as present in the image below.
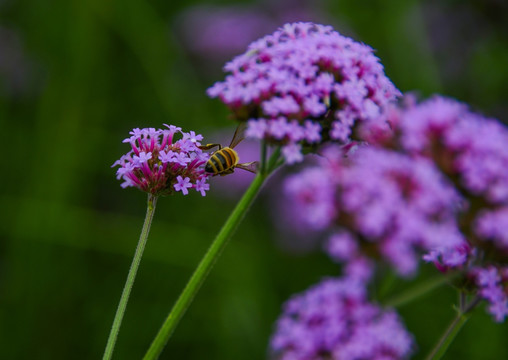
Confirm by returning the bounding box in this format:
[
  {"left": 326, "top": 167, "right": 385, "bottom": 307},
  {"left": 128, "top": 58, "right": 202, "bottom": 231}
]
[
  {"left": 270, "top": 276, "right": 414, "bottom": 360},
  {"left": 112, "top": 125, "right": 210, "bottom": 196},
  {"left": 208, "top": 22, "right": 400, "bottom": 163}
]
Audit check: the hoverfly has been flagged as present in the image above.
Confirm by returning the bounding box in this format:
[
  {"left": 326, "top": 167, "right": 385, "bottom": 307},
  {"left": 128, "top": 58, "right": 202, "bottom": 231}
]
[{"left": 200, "top": 123, "right": 258, "bottom": 176}]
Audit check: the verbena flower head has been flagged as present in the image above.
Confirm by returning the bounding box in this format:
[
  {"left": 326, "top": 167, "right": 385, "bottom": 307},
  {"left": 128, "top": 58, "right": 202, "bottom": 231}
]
[
  {"left": 284, "top": 145, "right": 464, "bottom": 277},
  {"left": 363, "top": 95, "right": 508, "bottom": 321},
  {"left": 471, "top": 266, "right": 508, "bottom": 322},
  {"left": 207, "top": 22, "right": 400, "bottom": 163},
  {"left": 112, "top": 125, "right": 210, "bottom": 196},
  {"left": 270, "top": 276, "right": 414, "bottom": 360},
  {"left": 363, "top": 96, "right": 508, "bottom": 207}
]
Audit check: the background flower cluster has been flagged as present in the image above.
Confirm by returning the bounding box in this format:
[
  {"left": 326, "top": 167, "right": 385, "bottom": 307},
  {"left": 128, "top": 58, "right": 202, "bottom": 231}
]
[{"left": 284, "top": 94, "right": 508, "bottom": 317}]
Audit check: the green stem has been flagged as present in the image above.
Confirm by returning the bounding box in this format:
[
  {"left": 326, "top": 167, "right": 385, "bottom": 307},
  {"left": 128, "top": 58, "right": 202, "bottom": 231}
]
[
  {"left": 260, "top": 142, "right": 268, "bottom": 174},
  {"left": 426, "top": 312, "right": 469, "bottom": 360},
  {"left": 143, "top": 171, "right": 269, "bottom": 359},
  {"left": 425, "top": 294, "right": 481, "bottom": 360},
  {"left": 103, "top": 194, "right": 158, "bottom": 360},
  {"left": 383, "top": 271, "right": 460, "bottom": 308},
  {"left": 267, "top": 147, "right": 282, "bottom": 173}
]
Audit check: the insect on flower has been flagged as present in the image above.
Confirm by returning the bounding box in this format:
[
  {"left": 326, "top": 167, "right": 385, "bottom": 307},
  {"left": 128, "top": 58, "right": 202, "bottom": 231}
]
[{"left": 200, "top": 123, "right": 258, "bottom": 176}]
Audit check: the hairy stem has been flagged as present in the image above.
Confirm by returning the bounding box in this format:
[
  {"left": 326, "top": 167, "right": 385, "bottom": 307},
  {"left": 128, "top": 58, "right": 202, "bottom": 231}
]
[{"left": 103, "top": 194, "right": 158, "bottom": 360}]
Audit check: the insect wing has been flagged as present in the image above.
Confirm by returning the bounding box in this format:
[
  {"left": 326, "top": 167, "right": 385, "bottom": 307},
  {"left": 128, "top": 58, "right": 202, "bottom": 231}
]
[
  {"left": 228, "top": 122, "right": 248, "bottom": 149},
  {"left": 235, "top": 161, "right": 258, "bottom": 174}
]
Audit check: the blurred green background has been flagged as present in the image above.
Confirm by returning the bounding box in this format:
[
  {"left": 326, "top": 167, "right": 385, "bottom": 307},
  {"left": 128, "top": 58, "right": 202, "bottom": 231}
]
[{"left": 1, "top": 0, "right": 508, "bottom": 359}]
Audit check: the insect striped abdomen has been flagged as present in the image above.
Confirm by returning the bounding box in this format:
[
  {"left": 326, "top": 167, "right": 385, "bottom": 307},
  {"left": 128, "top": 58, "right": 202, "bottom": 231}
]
[{"left": 205, "top": 147, "right": 239, "bottom": 175}]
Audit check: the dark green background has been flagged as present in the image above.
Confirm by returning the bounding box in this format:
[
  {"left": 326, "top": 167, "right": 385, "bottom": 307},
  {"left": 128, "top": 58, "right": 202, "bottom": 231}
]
[{"left": 1, "top": 0, "right": 507, "bottom": 359}]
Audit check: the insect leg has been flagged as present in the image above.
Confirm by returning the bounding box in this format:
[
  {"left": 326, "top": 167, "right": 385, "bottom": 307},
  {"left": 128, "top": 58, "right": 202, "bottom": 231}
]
[
  {"left": 199, "top": 143, "right": 222, "bottom": 151},
  {"left": 235, "top": 161, "right": 258, "bottom": 174}
]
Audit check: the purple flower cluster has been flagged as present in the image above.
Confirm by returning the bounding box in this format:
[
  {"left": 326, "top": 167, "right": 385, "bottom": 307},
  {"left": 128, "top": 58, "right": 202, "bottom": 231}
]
[
  {"left": 208, "top": 22, "right": 400, "bottom": 163},
  {"left": 283, "top": 95, "right": 508, "bottom": 321},
  {"left": 472, "top": 266, "right": 508, "bottom": 322},
  {"left": 363, "top": 96, "right": 508, "bottom": 209},
  {"left": 285, "top": 145, "right": 464, "bottom": 278},
  {"left": 112, "top": 125, "right": 210, "bottom": 196},
  {"left": 270, "top": 277, "right": 414, "bottom": 360},
  {"left": 364, "top": 95, "right": 508, "bottom": 321}
]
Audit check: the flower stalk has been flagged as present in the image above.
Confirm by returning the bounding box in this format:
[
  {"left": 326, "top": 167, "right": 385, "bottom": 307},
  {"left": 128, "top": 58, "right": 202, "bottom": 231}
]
[
  {"left": 425, "top": 293, "right": 481, "bottom": 360},
  {"left": 383, "top": 271, "right": 461, "bottom": 308},
  {"left": 143, "top": 146, "right": 278, "bottom": 359},
  {"left": 103, "top": 194, "right": 158, "bottom": 360}
]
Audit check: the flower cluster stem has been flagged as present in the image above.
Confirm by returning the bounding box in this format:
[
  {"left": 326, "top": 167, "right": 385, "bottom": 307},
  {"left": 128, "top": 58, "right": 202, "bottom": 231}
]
[
  {"left": 425, "top": 294, "right": 481, "bottom": 360},
  {"left": 383, "top": 271, "right": 460, "bottom": 308},
  {"left": 103, "top": 194, "right": 158, "bottom": 360},
  {"left": 143, "top": 170, "right": 269, "bottom": 359}
]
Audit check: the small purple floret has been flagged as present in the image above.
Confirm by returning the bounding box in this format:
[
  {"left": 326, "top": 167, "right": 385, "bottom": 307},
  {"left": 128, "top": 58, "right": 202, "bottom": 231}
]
[
  {"left": 174, "top": 176, "right": 193, "bottom": 195},
  {"left": 473, "top": 266, "right": 508, "bottom": 322}
]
